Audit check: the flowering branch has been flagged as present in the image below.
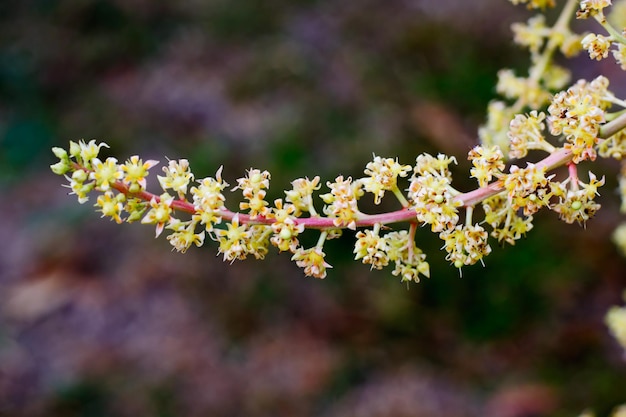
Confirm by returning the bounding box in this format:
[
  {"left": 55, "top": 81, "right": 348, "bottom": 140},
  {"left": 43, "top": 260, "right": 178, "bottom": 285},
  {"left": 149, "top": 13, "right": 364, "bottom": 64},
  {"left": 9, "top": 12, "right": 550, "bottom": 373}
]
[{"left": 49, "top": 0, "right": 626, "bottom": 285}]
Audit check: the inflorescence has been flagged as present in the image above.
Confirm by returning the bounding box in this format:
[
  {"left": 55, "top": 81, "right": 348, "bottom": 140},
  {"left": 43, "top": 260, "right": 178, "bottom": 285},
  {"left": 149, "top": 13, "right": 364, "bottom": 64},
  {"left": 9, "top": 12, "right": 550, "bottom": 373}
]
[
  {"left": 47, "top": 1, "right": 626, "bottom": 413},
  {"left": 51, "top": 0, "right": 626, "bottom": 285}
]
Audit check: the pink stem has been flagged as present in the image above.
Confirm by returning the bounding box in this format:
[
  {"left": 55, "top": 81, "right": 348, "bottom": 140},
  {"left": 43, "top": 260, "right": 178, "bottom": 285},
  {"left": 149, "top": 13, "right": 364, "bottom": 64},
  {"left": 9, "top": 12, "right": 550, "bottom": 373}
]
[{"left": 101, "top": 147, "right": 575, "bottom": 230}]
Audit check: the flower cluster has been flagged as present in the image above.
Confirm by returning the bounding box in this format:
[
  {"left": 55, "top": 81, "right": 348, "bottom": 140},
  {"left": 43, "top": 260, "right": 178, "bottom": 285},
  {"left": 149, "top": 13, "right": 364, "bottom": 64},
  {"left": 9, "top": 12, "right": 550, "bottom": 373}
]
[
  {"left": 385, "top": 229, "right": 430, "bottom": 282},
  {"left": 353, "top": 225, "right": 389, "bottom": 270},
  {"left": 483, "top": 194, "right": 535, "bottom": 245},
  {"left": 51, "top": 141, "right": 442, "bottom": 280},
  {"left": 507, "top": 111, "right": 555, "bottom": 159},
  {"left": 320, "top": 176, "right": 363, "bottom": 230},
  {"left": 440, "top": 224, "right": 492, "bottom": 269},
  {"left": 548, "top": 76, "right": 610, "bottom": 163},
  {"left": 234, "top": 168, "right": 271, "bottom": 219},
  {"left": 468, "top": 145, "right": 505, "bottom": 186},
  {"left": 503, "top": 163, "right": 553, "bottom": 215},
  {"left": 551, "top": 171, "right": 605, "bottom": 225},
  {"left": 408, "top": 153, "right": 461, "bottom": 233}
]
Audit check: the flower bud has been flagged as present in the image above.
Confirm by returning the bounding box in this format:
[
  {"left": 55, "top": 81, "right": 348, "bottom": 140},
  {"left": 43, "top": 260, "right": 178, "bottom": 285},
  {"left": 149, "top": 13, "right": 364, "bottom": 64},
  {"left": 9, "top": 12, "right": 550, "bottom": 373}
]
[
  {"left": 52, "top": 147, "right": 69, "bottom": 161},
  {"left": 69, "top": 141, "right": 81, "bottom": 157},
  {"left": 50, "top": 161, "right": 70, "bottom": 175},
  {"left": 72, "top": 169, "right": 88, "bottom": 182}
]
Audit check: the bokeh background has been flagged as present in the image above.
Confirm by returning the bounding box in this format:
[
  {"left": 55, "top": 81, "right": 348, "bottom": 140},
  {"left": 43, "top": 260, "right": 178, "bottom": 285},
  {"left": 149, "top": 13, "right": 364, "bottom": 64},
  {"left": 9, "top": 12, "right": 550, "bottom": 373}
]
[{"left": 1, "top": 0, "right": 626, "bottom": 416}]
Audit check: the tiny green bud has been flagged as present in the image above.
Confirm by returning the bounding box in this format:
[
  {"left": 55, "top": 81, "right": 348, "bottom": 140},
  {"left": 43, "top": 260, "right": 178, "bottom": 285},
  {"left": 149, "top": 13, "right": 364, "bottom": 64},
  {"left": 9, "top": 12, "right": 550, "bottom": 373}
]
[
  {"left": 433, "top": 195, "right": 444, "bottom": 204},
  {"left": 250, "top": 172, "right": 263, "bottom": 184},
  {"left": 72, "top": 169, "right": 88, "bottom": 182},
  {"left": 52, "top": 147, "right": 69, "bottom": 161},
  {"left": 571, "top": 200, "right": 582, "bottom": 210},
  {"left": 69, "top": 141, "right": 81, "bottom": 157},
  {"left": 50, "top": 161, "right": 70, "bottom": 175},
  {"left": 454, "top": 259, "right": 464, "bottom": 268},
  {"left": 418, "top": 262, "right": 430, "bottom": 278},
  {"left": 279, "top": 228, "right": 292, "bottom": 240},
  {"left": 126, "top": 209, "right": 145, "bottom": 223}
]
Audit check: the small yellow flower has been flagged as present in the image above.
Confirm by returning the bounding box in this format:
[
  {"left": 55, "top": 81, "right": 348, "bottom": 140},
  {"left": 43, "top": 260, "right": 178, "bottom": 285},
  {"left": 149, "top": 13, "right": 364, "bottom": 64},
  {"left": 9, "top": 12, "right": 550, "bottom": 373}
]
[
  {"left": 69, "top": 139, "right": 108, "bottom": 166},
  {"left": 64, "top": 169, "right": 94, "bottom": 204},
  {"left": 468, "top": 145, "right": 505, "bottom": 186},
  {"left": 121, "top": 155, "right": 159, "bottom": 193},
  {"left": 270, "top": 199, "right": 303, "bottom": 253},
  {"left": 508, "top": 0, "right": 555, "bottom": 9},
  {"left": 158, "top": 158, "right": 194, "bottom": 198},
  {"left": 285, "top": 176, "right": 321, "bottom": 216},
  {"left": 578, "top": 0, "right": 612, "bottom": 19},
  {"left": 234, "top": 168, "right": 271, "bottom": 197},
  {"left": 291, "top": 246, "right": 332, "bottom": 279},
  {"left": 409, "top": 173, "right": 460, "bottom": 232},
  {"left": 91, "top": 157, "right": 123, "bottom": 191},
  {"left": 354, "top": 226, "right": 389, "bottom": 270},
  {"left": 166, "top": 219, "right": 205, "bottom": 253},
  {"left": 95, "top": 191, "right": 125, "bottom": 224},
  {"left": 581, "top": 33, "right": 612, "bottom": 60},
  {"left": 214, "top": 215, "right": 252, "bottom": 262},
  {"left": 321, "top": 176, "right": 363, "bottom": 230},
  {"left": 191, "top": 167, "right": 229, "bottom": 231},
  {"left": 361, "top": 155, "right": 411, "bottom": 204},
  {"left": 141, "top": 193, "right": 174, "bottom": 237}
]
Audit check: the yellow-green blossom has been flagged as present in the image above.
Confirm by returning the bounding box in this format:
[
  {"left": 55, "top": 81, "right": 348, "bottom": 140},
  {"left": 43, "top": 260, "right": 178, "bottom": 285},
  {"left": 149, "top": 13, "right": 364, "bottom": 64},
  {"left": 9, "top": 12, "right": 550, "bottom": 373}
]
[
  {"left": 508, "top": 0, "right": 555, "bottom": 9},
  {"left": 468, "top": 145, "right": 505, "bottom": 186},
  {"left": 141, "top": 193, "right": 175, "bottom": 237},
  {"left": 512, "top": 14, "right": 549, "bottom": 54},
  {"left": 214, "top": 215, "right": 252, "bottom": 262},
  {"left": 165, "top": 219, "right": 205, "bottom": 253},
  {"left": 65, "top": 169, "right": 94, "bottom": 204},
  {"left": 121, "top": 155, "right": 159, "bottom": 193},
  {"left": 291, "top": 246, "right": 332, "bottom": 279},
  {"left": 385, "top": 230, "right": 429, "bottom": 282},
  {"left": 361, "top": 155, "right": 411, "bottom": 204},
  {"left": 158, "top": 158, "right": 194, "bottom": 198},
  {"left": 321, "top": 176, "right": 363, "bottom": 230},
  {"left": 270, "top": 199, "right": 304, "bottom": 253},
  {"left": 440, "top": 224, "right": 491, "bottom": 269},
  {"left": 285, "top": 176, "right": 321, "bottom": 216},
  {"left": 354, "top": 225, "right": 389, "bottom": 270},
  {"left": 91, "top": 157, "right": 123, "bottom": 191},
  {"left": 191, "top": 167, "right": 228, "bottom": 232},
  {"left": 95, "top": 191, "right": 125, "bottom": 224},
  {"left": 69, "top": 139, "right": 108, "bottom": 167},
  {"left": 581, "top": 33, "right": 613, "bottom": 60}
]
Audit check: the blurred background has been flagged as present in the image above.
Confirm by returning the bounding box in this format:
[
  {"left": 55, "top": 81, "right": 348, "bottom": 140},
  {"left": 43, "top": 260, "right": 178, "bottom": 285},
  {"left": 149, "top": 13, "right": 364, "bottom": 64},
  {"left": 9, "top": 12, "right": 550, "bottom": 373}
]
[{"left": 1, "top": 0, "right": 626, "bottom": 416}]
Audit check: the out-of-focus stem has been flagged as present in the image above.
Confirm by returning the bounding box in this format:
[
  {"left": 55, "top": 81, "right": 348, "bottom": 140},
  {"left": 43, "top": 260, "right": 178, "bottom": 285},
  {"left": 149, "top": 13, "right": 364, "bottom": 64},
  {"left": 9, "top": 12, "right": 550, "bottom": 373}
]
[{"left": 601, "top": 111, "right": 626, "bottom": 138}]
